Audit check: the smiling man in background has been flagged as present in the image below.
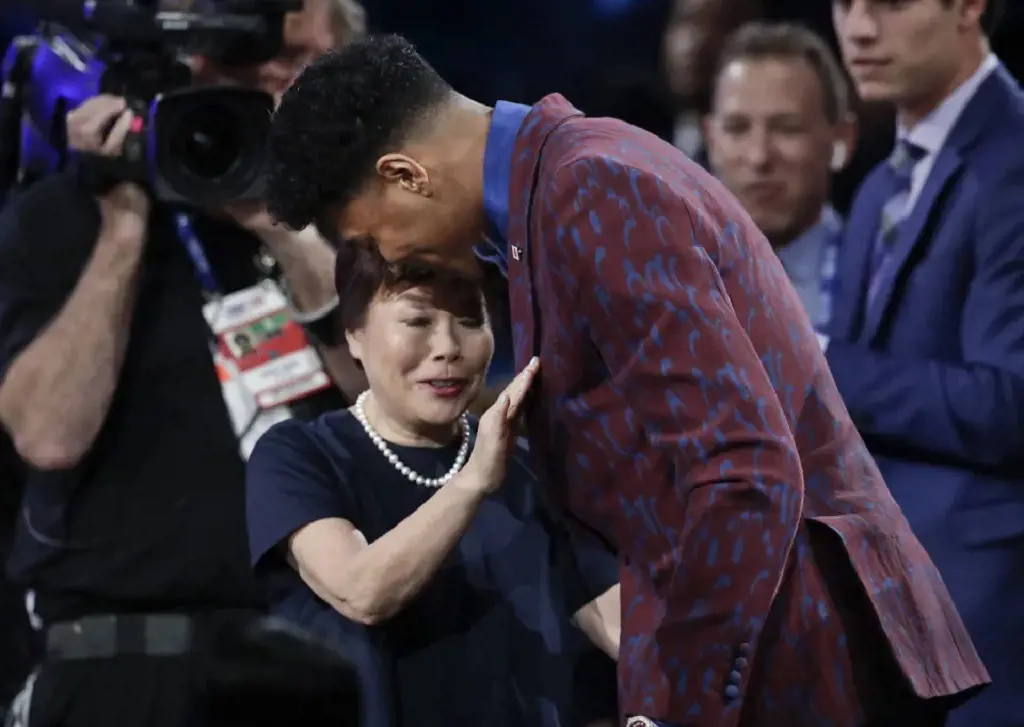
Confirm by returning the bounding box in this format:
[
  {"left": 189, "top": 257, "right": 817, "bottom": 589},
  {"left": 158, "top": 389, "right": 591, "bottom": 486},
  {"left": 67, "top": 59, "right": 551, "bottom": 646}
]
[{"left": 705, "top": 22, "right": 855, "bottom": 331}]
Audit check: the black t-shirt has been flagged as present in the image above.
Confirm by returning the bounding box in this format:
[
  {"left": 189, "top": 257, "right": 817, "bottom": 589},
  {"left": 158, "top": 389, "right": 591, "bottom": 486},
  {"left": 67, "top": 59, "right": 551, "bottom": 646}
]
[
  {"left": 0, "top": 172, "right": 344, "bottom": 623},
  {"left": 246, "top": 411, "right": 620, "bottom": 727}
]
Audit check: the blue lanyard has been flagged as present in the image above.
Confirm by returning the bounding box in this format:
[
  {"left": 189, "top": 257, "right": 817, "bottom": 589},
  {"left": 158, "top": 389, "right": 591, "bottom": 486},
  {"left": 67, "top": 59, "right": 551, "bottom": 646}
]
[
  {"left": 174, "top": 213, "right": 221, "bottom": 296},
  {"left": 815, "top": 208, "right": 843, "bottom": 333}
]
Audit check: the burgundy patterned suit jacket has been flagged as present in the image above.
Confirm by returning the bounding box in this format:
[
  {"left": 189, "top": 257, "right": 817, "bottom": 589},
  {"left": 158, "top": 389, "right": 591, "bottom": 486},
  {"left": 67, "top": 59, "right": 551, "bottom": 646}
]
[{"left": 504, "top": 95, "right": 989, "bottom": 725}]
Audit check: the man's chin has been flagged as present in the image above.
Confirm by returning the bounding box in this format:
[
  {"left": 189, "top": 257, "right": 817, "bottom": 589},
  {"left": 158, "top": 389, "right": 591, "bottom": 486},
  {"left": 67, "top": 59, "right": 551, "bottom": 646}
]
[
  {"left": 436, "top": 254, "right": 486, "bottom": 281},
  {"left": 399, "top": 249, "right": 484, "bottom": 281},
  {"left": 851, "top": 80, "right": 899, "bottom": 105},
  {"left": 748, "top": 214, "right": 791, "bottom": 238},
  {"left": 757, "top": 221, "right": 803, "bottom": 250}
]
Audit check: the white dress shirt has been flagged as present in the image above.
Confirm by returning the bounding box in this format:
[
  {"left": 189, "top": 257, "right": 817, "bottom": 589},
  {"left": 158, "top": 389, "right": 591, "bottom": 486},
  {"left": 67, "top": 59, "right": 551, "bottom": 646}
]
[{"left": 902, "top": 53, "right": 999, "bottom": 211}]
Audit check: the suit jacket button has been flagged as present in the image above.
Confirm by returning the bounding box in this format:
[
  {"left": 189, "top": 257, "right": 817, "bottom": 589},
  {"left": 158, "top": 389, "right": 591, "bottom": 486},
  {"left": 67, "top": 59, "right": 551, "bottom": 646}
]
[
  {"left": 729, "top": 669, "right": 742, "bottom": 683},
  {"left": 724, "top": 684, "right": 741, "bottom": 700}
]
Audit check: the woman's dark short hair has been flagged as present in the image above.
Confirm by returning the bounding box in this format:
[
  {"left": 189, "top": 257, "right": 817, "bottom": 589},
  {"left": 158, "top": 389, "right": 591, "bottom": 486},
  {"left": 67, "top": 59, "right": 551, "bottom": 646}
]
[
  {"left": 266, "top": 34, "right": 452, "bottom": 236},
  {"left": 334, "top": 242, "right": 486, "bottom": 333}
]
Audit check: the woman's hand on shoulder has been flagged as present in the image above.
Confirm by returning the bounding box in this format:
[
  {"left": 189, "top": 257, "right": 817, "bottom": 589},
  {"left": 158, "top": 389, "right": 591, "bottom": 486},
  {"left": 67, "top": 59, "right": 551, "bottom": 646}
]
[{"left": 455, "top": 357, "right": 539, "bottom": 495}]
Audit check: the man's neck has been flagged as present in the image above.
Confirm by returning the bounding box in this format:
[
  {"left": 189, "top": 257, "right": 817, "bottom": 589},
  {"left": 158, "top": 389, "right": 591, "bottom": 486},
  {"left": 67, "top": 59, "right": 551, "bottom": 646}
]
[
  {"left": 768, "top": 208, "right": 823, "bottom": 252},
  {"left": 416, "top": 95, "right": 492, "bottom": 225},
  {"left": 900, "top": 38, "right": 989, "bottom": 129}
]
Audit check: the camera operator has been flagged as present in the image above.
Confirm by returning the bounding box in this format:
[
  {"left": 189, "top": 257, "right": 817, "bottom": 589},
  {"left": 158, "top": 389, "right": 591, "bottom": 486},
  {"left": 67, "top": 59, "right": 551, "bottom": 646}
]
[{"left": 0, "top": 2, "right": 367, "bottom": 727}]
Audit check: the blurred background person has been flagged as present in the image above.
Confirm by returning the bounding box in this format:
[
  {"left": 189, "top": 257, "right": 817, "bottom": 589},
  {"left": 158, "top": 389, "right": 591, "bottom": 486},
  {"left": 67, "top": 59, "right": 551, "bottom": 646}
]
[
  {"left": 662, "top": 0, "right": 762, "bottom": 163},
  {"left": 704, "top": 21, "right": 856, "bottom": 331},
  {"left": 246, "top": 244, "right": 619, "bottom": 727},
  {"left": 191, "top": 617, "right": 362, "bottom": 727},
  {"left": 0, "top": 3, "right": 366, "bottom": 727},
  {"left": 827, "top": 1, "right": 1024, "bottom": 725}
]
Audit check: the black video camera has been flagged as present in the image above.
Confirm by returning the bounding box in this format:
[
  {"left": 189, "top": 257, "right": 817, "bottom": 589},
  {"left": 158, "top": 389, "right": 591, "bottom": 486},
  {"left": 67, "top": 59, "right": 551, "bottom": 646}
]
[{"left": 0, "top": 0, "right": 303, "bottom": 206}]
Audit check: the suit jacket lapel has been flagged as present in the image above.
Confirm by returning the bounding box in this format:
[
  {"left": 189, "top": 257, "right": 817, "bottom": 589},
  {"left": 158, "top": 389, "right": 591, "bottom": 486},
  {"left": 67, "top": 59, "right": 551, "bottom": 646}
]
[
  {"left": 859, "top": 148, "right": 962, "bottom": 343},
  {"left": 857, "top": 65, "right": 1013, "bottom": 343},
  {"left": 830, "top": 174, "right": 886, "bottom": 340},
  {"left": 507, "top": 138, "right": 539, "bottom": 372},
  {"left": 506, "top": 95, "right": 582, "bottom": 371}
]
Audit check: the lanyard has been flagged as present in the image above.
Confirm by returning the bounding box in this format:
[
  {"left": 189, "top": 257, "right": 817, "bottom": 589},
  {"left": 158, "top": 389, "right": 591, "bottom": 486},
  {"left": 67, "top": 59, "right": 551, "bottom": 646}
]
[
  {"left": 174, "top": 212, "right": 267, "bottom": 444},
  {"left": 174, "top": 213, "right": 221, "bottom": 297},
  {"left": 814, "top": 207, "right": 843, "bottom": 333}
]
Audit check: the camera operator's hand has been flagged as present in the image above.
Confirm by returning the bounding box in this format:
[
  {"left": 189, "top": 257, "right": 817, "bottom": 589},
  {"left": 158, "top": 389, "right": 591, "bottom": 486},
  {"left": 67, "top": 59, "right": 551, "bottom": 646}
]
[{"left": 66, "top": 95, "right": 150, "bottom": 241}]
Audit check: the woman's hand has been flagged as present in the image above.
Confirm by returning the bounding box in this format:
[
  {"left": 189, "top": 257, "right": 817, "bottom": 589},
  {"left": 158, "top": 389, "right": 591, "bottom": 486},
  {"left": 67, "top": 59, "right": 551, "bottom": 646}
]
[{"left": 458, "top": 356, "right": 540, "bottom": 494}]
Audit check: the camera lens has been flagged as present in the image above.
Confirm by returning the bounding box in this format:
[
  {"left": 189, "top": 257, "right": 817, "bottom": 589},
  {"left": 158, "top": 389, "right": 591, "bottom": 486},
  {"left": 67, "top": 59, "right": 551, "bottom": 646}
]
[
  {"left": 170, "top": 103, "right": 243, "bottom": 181},
  {"left": 154, "top": 87, "right": 272, "bottom": 204}
]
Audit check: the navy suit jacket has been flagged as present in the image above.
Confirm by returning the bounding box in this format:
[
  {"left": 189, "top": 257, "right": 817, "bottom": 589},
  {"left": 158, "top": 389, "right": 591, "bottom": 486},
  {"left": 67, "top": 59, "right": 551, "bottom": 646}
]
[{"left": 827, "top": 65, "right": 1024, "bottom": 727}]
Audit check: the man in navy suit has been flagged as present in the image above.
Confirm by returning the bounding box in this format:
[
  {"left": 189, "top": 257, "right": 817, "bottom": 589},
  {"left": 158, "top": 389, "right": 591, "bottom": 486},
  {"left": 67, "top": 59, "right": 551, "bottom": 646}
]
[{"left": 829, "top": 1, "right": 1023, "bottom": 725}]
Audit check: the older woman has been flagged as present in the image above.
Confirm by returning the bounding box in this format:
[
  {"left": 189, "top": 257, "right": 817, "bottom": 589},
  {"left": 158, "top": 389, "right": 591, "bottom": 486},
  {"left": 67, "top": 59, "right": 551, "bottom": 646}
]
[{"left": 245, "top": 244, "right": 619, "bottom": 727}]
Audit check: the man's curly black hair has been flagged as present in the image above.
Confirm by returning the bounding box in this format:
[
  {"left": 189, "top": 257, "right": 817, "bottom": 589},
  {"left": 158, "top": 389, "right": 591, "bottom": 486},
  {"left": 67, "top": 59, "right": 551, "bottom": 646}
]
[{"left": 265, "top": 34, "right": 452, "bottom": 235}]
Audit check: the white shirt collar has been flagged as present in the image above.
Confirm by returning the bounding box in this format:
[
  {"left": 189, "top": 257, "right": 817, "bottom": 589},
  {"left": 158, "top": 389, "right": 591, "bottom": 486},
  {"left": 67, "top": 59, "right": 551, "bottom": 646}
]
[{"left": 899, "top": 53, "right": 999, "bottom": 155}]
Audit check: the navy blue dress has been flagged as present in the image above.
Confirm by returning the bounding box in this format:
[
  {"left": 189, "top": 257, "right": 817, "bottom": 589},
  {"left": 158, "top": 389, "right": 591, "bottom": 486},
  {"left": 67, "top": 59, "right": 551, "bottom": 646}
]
[{"left": 245, "top": 411, "right": 618, "bottom": 727}]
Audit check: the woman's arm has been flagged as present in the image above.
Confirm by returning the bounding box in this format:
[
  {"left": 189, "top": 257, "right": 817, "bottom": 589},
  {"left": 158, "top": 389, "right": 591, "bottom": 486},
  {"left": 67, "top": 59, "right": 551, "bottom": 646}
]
[
  {"left": 527, "top": 456, "right": 621, "bottom": 659},
  {"left": 573, "top": 585, "right": 621, "bottom": 660},
  {"left": 288, "top": 475, "right": 487, "bottom": 626},
  {"left": 251, "top": 362, "right": 540, "bottom": 628}
]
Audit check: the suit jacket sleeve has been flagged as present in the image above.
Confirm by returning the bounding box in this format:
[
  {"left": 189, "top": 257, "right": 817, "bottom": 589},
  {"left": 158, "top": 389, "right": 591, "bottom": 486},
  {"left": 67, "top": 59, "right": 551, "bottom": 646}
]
[
  {"left": 554, "top": 159, "right": 804, "bottom": 658},
  {"left": 827, "top": 166, "right": 1024, "bottom": 469}
]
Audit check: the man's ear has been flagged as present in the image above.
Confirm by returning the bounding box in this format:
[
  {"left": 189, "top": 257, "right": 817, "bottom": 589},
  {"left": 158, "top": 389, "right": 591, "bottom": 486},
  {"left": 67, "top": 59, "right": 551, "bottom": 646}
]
[
  {"left": 959, "top": 0, "right": 987, "bottom": 31},
  {"left": 701, "top": 113, "right": 721, "bottom": 172},
  {"left": 831, "top": 112, "right": 859, "bottom": 173},
  {"left": 376, "top": 155, "right": 432, "bottom": 197}
]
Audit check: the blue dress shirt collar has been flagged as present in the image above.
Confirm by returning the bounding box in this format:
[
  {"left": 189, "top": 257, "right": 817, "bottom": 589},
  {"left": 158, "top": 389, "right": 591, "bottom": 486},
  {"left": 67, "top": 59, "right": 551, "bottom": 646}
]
[{"left": 476, "top": 101, "right": 531, "bottom": 276}]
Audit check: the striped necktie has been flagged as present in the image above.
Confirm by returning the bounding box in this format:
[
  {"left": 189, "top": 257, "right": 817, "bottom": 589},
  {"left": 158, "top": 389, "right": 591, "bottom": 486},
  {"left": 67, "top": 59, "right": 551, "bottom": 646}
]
[{"left": 866, "top": 139, "right": 926, "bottom": 306}]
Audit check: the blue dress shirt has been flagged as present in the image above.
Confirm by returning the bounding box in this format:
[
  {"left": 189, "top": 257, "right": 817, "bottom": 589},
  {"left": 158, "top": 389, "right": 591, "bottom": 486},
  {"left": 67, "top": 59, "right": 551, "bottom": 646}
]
[
  {"left": 477, "top": 101, "right": 530, "bottom": 384},
  {"left": 776, "top": 206, "right": 842, "bottom": 331},
  {"left": 476, "top": 101, "right": 532, "bottom": 277}
]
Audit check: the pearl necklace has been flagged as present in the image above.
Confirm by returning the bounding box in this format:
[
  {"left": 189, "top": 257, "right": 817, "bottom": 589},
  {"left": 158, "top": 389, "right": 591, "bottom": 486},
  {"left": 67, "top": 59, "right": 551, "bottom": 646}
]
[{"left": 353, "top": 391, "right": 471, "bottom": 488}]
